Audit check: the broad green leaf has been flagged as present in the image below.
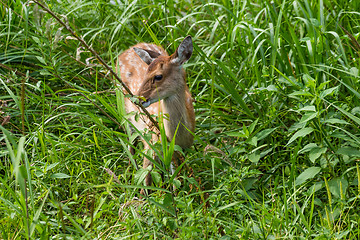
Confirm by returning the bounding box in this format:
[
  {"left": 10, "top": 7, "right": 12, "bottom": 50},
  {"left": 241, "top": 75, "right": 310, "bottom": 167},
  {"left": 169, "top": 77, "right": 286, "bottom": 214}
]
[
  {"left": 289, "top": 91, "right": 314, "bottom": 97},
  {"left": 328, "top": 178, "right": 348, "bottom": 198},
  {"left": 287, "top": 127, "right": 314, "bottom": 146},
  {"left": 350, "top": 67, "right": 359, "bottom": 77},
  {"left": 318, "top": 81, "right": 331, "bottom": 91},
  {"left": 134, "top": 167, "right": 150, "bottom": 185},
  {"left": 309, "top": 147, "right": 327, "bottom": 163},
  {"left": 15, "top": 137, "right": 26, "bottom": 197},
  {"left": 307, "top": 181, "right": 324, "bottom": 195},
  {"left": 218, "top": 201, "right": 241, "bottom": 212},
  {"left": 19, "top": 165, "right": 28, "bottom": 179},
  {"left": 248, "top": 152, "right": 260, "bottom": 164},
  {"left": 50, "top": 173, "right": 71, "bottom": 179},
  {"left": 324, "top": 118, "right": 349, "bottom": 125},
  {"left": 320, "top": 86, "right": 338, "bottom": 98},
  {"left": 336, "top": 147, "right": 360, "bottom": 157},
  {"left": 351, "top": 107, "right": 360, "bottom": 115},
  {"left": 151, "top": 171, "right": 162, "bottom": 186},
  {"left": 173, "top": 179, "right": 181, "bottom": 189},
  {"left": 289, "top": 122, "right": 307, "bottom": 132},
  {"left": 260, "top": 148, "right": 272, "bottom": 158},
  {"left": 255, "top": 127, "right": 277, "bottom": 141},
  {"left": 32, "top": 36, "right": 41, "bottom": 44},
  {"left": 259, "top": 85, "right": 278, "bottom": 92},
  {"left": 295, "top": 167, "right": 321, "bottom": 186},
  {"left": 36, "top": 56, "right": 46, "bottom": 65},
  {"left": 247, "top": 136, "right": 257, "bottom": 147},
  {"left": 248, "top": 119, "right": 259, "bottom": 135},
  {"left": 298, "top": 143, "right": 318, "bottom": 154},
  {"left": 298, "top": 106, "right": 316, "bottom": 112},
  {"left": 300, "top": 37, "right": 311, "bottom": 42},
  {"left": 303, "top": 74, "right": 315, "bottom": 87},
  {"left": 299, "top": 112, "right": 317, "bottom": 124},
  {"left": 46, "top": 162, "right": 60, "bottom": 171},
  {"left": 226, "top": 131, "right": 246, "bottom": 137}
]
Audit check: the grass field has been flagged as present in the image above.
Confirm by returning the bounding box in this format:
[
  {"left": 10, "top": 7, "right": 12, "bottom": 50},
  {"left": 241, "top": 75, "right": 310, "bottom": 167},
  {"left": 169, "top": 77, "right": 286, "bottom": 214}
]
[{"left": 1, "top": 0, "right": 360, "bottom": 238}]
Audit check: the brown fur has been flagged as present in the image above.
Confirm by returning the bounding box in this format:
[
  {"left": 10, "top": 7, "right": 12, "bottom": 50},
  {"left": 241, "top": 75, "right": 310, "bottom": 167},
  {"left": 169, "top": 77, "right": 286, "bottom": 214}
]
[{"left": 116, "top": 37, "right": 195, "bottom": 189}]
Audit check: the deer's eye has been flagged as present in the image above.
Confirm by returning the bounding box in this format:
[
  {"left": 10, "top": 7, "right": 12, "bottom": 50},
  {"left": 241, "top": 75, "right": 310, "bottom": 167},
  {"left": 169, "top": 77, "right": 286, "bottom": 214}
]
[{"left": 154, "top": 75, "right": 163, "bottom": 81}]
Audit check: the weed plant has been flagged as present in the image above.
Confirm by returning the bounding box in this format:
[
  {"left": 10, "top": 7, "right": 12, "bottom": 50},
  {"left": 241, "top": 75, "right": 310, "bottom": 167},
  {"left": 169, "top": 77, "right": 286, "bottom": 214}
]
[{"left": 1, "top": 0, "right": 360, "bottom": 239}]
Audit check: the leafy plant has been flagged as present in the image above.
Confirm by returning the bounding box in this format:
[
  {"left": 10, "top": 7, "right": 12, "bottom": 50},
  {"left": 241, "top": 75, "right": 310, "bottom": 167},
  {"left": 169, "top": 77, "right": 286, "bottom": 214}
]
[{"left": 1, "top": 0, "right": 360, "bottom": 238}]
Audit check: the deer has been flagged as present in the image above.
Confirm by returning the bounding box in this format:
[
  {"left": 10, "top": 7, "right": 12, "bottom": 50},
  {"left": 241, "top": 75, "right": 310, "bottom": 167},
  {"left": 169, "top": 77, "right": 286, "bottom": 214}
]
[{"left": 116, "top": 36, "right": 195, "bottom": 191}]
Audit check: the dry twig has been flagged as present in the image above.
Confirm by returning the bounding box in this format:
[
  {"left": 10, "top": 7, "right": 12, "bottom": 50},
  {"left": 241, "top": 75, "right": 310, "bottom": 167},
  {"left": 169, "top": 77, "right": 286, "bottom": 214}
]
[{"left": 32, "top": 0, "right": 160, "bottom": 131}]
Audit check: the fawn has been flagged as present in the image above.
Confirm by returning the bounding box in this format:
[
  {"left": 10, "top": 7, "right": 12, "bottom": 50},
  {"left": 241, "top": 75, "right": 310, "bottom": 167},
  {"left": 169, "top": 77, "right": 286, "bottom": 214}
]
[{"left": 116, "top": 36, "right": 195, "bottom": 188}]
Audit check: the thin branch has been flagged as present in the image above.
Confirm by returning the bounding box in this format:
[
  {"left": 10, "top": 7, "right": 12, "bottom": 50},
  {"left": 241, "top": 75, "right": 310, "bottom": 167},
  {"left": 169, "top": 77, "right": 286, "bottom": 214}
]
[
  {"left": 0, "top": 63, "right": 38, "bottom": 83},
  {"left": 32, "top": 0, "right": 160, "bottom": 131}
]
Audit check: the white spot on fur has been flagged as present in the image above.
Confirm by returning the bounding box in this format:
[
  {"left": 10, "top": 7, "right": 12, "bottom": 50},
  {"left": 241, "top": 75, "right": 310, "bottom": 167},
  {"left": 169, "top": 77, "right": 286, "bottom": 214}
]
[{"left": 186, "top": 97, "right": 191, "bottom": 105}]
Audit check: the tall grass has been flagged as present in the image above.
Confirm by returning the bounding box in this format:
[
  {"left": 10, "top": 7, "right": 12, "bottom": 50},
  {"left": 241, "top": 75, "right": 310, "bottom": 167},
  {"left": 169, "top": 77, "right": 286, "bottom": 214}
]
[{"left": 1, "top": 0, "right": 360, "bottom": 238}]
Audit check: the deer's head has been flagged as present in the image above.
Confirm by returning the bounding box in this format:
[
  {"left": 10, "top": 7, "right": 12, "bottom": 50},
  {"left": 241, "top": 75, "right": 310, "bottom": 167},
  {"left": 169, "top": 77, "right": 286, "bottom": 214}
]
[{"left": 133, "top": 36, "right": 193, "bottom": 107}]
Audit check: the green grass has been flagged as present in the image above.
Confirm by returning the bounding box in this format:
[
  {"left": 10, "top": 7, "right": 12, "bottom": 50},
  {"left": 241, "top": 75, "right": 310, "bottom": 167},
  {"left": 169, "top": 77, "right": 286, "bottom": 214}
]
[{"left": 1, "top": 0, "right": 360, "bottom": 238}]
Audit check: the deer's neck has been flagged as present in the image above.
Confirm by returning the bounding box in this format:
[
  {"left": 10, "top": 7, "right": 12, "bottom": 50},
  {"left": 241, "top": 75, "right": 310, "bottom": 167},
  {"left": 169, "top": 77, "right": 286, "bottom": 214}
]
[{"left": 161, "top": 89, "right": 193, "bottom": 149}]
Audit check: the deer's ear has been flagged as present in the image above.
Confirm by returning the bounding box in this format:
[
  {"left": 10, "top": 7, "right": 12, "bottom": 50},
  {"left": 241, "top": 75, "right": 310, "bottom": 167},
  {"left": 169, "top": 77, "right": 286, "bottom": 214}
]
[
  {"left": 170, "top": 36, "right": 193, "bottom": 65},
  {"left": 133, "top": 47, "right": 158, "bottom": 65},
  {"left": 144, "top": 49, "right": 161, "bottom": 59}
]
